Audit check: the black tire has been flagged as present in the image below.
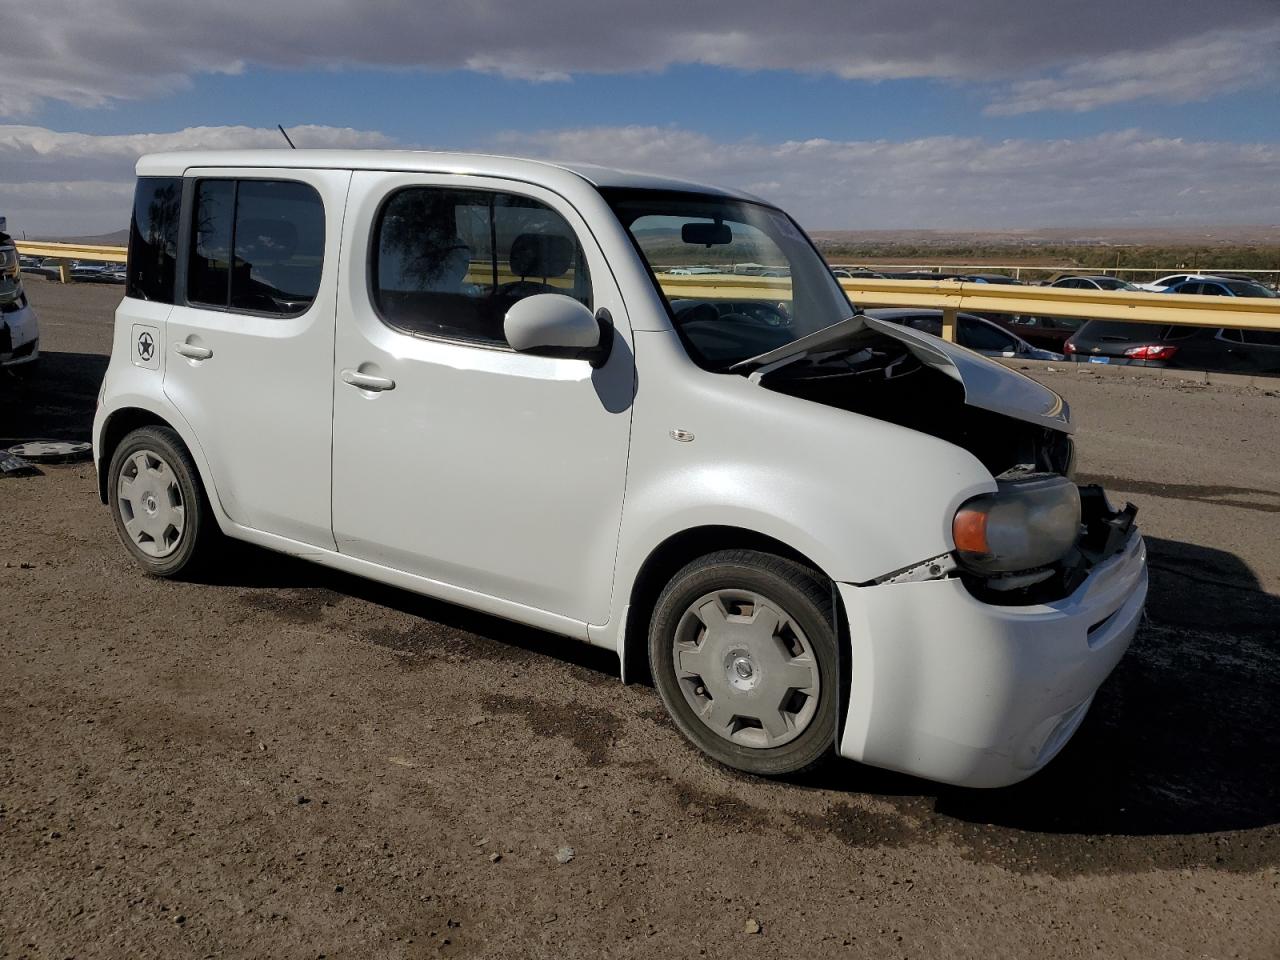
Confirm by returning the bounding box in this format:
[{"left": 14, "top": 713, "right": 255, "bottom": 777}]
[
  {"left": 107, "top": 426, "right": 220, "bottom": 578},
  {"left": 649, "top": 549, "right": 838, "bottom": 776}
]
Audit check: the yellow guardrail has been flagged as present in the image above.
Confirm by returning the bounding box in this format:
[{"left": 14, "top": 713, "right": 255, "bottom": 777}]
[
  {"left": 834, "top": 277, "right": 1280, "bottom": 341},
  {"left": 16, "top": 240, "right": 127, "bottom": 283},
  {"left": 658, "top": 274, "right": 1280, "bottom": 341},
  {"left": 830, "top": 263, "right": 1280, "bottom": 281},
  {"left": 15, "top": 243, "right": 1279, "bottom": 343},
  {"left": 17, "top": 241, "right": 128, "bottom": 263}
]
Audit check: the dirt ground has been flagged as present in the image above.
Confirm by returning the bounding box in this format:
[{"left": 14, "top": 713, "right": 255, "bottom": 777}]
[{"left": 2, "top": 280, "right": 1278, "bottom": 959}]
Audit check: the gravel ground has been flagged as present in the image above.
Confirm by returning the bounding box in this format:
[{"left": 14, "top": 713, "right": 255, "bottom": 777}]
[{"left": 2, "top": 280, "right": 1278, "bottom": 959}]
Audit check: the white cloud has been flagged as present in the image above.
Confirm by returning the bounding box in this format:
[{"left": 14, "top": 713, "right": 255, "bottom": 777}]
[
  {"left": 3, "top": 123, "right": 1279, "bottom": 235},
  {"left": 0, "top": 124, "right": 395, "bottom": 235},
  {"left": 0, "top": 1, "right": 1276, "bottom": 116},
  {"left": 986, "top": 25, "right": 1280, "bottom": 115},
  {"left": 500, "top": 126, "right": 1280, "bottom": 229}
]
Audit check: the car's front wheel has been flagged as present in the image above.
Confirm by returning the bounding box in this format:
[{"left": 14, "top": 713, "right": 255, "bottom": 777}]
[
  {"left": 648, "top": 549, "right": 838, "bottom": 776},
  {"left": 108, "top": 426, "right": 219, "bottom": 578}
]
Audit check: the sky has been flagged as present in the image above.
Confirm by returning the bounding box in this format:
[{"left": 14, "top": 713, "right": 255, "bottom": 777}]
[{"left": 1, "top": 0, "right": 1278, "bottom": 236}]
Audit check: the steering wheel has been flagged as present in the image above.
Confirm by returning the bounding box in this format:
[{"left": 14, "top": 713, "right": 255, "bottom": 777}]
[
  {"left": 674, "top": 301, "right": 793, "bottom": 328},
  {"left": 725, "top": 303, "right": 791, "bottom": 328},
  {"left": 673, "top": 302, "right": 721, "bottom": 326}
]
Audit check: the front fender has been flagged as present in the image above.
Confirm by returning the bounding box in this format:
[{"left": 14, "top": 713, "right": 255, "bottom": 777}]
[{"left": 601, "top": 331, "right": 997, "bottom": 652}]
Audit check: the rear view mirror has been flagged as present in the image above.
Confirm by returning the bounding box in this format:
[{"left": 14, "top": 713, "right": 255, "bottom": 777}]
[
  {"left": 505, "top": 293, "right": 613, "bottom": 367},
  {"left": 682, "top": 222, "right": 733, "bottom": 246}
]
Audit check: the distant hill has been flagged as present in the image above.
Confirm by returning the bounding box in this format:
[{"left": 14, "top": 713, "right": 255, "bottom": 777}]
[
  {"left": 31, "top": 223, "right": 1280, "bottom": 249},
  {"left": 42, "top": 229, "right": 131, "bottom": 246},
  {"left": 809, "top": 224, "right": 1280, "bottom": 248}
]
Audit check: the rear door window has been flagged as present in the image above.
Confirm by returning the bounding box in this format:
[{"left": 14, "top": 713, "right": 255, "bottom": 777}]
[{"left": 187, "top": 178, "right": 325, "bottom": 316}]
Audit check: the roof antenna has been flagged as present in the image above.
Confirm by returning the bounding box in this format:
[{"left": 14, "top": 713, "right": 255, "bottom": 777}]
[{"left": 277, "top": 124, "right": 297, "bottom": 149}]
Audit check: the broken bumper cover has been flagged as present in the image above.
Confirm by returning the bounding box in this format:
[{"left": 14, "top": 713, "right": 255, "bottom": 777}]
[{"left": 836, "top": 529, "right": 1147, "bottom": 788}]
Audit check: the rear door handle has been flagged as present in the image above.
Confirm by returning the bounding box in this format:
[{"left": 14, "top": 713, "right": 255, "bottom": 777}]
[
  {"left": 341, "top": 368, "right": 396, "bottom": 392},
  {"left": 174, "top": 343, "right": 213, "bottom": 361}
]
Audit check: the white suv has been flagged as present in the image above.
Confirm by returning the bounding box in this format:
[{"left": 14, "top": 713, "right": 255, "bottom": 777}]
[
  {"left": 0, "top": 218, "right": 39, "bottom": 370},
  {"left": 94, "top": 151, "right": 1148, "bottom": 787}
]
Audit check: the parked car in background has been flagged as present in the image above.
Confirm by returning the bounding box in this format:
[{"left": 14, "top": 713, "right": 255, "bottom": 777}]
[
  {"left": 69, "top": 264, "right": 108, "bottom": 282},
  {"left": 72, "top": 264, "right": 126, "bottom": 284},
  {"left": 867, "top": 308, "right": 1064, "bottom": 360},
  {"left": 1065, "top": 321, "right": 1280, "bottom": 373},
  {"left": 1133, "top": 273, "right": 1225, "bottom": 292},
  {"left": 1050, "top": 275, "right": 1140, "bottom": 292},
  {"left": 994, "top": 314, "right": 1084, "bottom": 353},
  {"left": 665, "top": 266, "right": 722, "bottom": 276},
  {"left": 22, "top": 258, "right": 68, "bottom": 281},
  {"left": 0, "top": 229, "right": 39, "bottom": 371},
  {"left": 1008, "top": 275, "right": 1142, "bottom": 349},
  {"left": 954, "top": 273, "right": 1024, "bottom": 285},
  {"left": 1165, "top": 278, "right": 1278, "bottom": 299},
  {"left": 830, "top": 268, "right": 886, "bottom": 279}
]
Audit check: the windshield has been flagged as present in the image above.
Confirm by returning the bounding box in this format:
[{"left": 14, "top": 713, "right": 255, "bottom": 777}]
[{"left": 602, "top": 189, "right": 855, "bottom": 369}]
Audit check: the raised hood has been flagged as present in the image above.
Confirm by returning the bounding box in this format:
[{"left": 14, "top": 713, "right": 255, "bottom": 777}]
[{"left": 734, "top": 313, "right": 1072, "bottom": 434}]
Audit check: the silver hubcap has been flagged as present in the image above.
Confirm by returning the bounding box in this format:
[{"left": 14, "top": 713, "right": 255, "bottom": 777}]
[
  {"left": 673, "top": 589, "right": 821, "bottom": 748},
  {"left": 117, "top": 450, "right": 185, "bottom": 558}
]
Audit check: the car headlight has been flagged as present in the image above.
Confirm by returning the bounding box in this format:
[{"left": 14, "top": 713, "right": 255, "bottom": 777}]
[{"left": 952, "top": 475, "right": 1081, "bottom": 573}]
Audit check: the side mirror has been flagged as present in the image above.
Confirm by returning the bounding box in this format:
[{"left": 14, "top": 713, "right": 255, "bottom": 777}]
[{"left": 505, "top": 293, "right": 613, "bottom": 367}]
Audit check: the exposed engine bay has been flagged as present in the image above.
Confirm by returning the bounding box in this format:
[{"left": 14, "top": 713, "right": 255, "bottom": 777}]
[
  {"left": 751, "top": 333, "right": 1136, "bottom": 604},
  {"left": 752, "top": 336, "right": 1075, "bottom": 478}
]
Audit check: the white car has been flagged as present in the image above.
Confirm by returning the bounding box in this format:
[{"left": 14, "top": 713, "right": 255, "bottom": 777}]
[
  {"left": 1132, "top": 273, "right": 1226, "bottom": 293},
  {"left": 0, "top": 235, "right": 39, "bottom": 370},
  {"left": 93, "top": 150, "right": 1148, "bottom": 788}
]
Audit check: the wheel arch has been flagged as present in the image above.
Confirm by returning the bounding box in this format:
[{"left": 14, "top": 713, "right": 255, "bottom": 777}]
[
  {"left": 95, "top": 403, "right": 223, "bottom": 530},
  {"left": 97, "top": 407, "right": 170, "bottom": 503},
  {"left": 621, "top": 524, "right": 838, "bottom": 685}
]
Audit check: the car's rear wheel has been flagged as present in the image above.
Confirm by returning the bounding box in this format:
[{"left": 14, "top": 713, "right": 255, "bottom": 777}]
[
  {"left": 108, "top": 426, "right": 218, "bottom": 578},
  {"left": 649, "top": 549, "right": 838, "bottom": 776}
]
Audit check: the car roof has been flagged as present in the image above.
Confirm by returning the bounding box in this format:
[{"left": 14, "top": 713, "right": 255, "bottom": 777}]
[{"left": 134, "top": 149, "right": 768, "bottom": 203}]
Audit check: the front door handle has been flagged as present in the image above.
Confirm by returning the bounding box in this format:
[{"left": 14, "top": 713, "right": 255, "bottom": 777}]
[
  {"left": 341, "top": 368, "right": 396, "bottom": 392},
  {"left": 174, "top": 343, "right": 213, "bottom": 361}
]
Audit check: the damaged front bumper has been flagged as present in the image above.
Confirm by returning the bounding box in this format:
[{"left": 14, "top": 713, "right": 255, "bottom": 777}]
[
  {"left": 1, "top": 298, "right": 40, "bottom": 367},
  {"left": 836, "top": 514, "right": 1147, "bottom": 789}
]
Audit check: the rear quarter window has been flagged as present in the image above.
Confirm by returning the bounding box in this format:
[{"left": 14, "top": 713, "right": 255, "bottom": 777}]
[{"left": 127, "top": 177, "right": 182, "bottom": 303}]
